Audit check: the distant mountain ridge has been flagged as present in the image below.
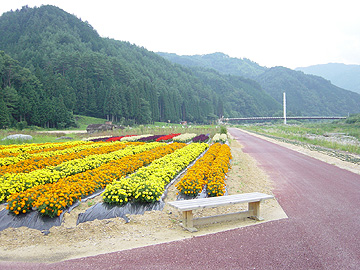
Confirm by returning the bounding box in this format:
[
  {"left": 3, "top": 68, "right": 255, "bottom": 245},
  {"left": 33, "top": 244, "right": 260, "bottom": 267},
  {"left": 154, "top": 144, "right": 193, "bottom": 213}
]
[
  {"left": 295, "top": 63, "right": 360, "bottom": 94},
  {"left": 157, "top": 52, "right": 266, "bottom": 78},
  {"left": 159, "top": 52, "right": 360, "bottom": 116}
]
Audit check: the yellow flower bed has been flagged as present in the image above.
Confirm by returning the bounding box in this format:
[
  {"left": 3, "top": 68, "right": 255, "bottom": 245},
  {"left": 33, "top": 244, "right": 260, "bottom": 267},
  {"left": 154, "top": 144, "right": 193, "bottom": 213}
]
[
  {"left": 0, "top": 142, "right": 148, "bottom": 202},
  {"left": 0, "top": 141, "right": 93, "bottom": 166},
  {"left": 0, "top": 141, "right": 126, "bottom": 176},
  {"left": 104, "top": 143, "right": 209, "bottom": 204},
  {"left": 0, "top": 141, "right": 91, "bottom": 158},
  {"left": 0, "top": 153, "right": 32, "bottom": 167},
  {"left": 7, "top": 142, "right": 182, "bottom": 217}
]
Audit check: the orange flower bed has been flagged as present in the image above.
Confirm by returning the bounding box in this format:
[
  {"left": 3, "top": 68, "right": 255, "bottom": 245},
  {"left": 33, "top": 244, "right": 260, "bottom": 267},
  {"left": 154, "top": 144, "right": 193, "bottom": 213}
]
[
  {"left": 206, "top": 144, "right": 232, "bottom": 197},
  {"left": 0, "top": 141, "right": 90, "bottom": 158},
  {"left": 176, "top": 143, "right": 222, "bottom": 196},
  {"left": 176, "top": 143, "right": 232, "bottom": 197},
  {"left": 7, "top": 143, "right": 186, "bottom": 217}
]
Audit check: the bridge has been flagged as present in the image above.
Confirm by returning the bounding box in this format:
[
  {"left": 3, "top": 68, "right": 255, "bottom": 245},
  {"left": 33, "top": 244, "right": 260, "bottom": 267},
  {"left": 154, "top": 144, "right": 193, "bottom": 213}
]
[
  {"left": 220, "top": 93, "right": 348, "bottom": 124},
  {"left": 221, "top": 116, "right": 346, "bottom": 123}
]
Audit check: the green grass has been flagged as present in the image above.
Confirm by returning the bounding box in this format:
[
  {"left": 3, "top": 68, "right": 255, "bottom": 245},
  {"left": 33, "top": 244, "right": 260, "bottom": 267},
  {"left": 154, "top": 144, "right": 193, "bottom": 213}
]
[
  {"left": 0, "top": 132, "right": 78, "bottom": 145},
  {"left": 72, "top": 115, "right": 107, "bottom": 130}
]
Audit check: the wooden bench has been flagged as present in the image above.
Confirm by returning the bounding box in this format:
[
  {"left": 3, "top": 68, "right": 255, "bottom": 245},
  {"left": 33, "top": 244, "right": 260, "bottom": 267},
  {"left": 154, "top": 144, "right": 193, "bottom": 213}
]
[{"left": 168, "top": 192, "right": 274, "bottom": 232}]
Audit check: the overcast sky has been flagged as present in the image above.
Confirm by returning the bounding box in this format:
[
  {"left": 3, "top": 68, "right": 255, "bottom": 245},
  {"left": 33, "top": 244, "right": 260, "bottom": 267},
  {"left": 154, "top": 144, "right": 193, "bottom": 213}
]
[{"left": 1, "top": 0, "right": 360, "bottom": 69}]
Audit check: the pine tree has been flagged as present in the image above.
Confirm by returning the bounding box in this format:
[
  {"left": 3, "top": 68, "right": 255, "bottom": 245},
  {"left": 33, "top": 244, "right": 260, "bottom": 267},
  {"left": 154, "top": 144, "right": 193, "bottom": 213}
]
[{"left": 0, "top": 97, "right": 11, "bottom": 128}]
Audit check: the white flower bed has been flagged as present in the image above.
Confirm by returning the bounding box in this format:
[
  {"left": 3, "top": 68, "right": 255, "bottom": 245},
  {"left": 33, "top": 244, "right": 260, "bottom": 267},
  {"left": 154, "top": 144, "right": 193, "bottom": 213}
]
[
  {"left": 212, "top": 133, "right": 227, "bottom": 143},
  {"left": 120, "top": 134, "right": 153, "bottom": 142},
  {"left": 172, "top": 133, "right": 197, "bottom": 143}
]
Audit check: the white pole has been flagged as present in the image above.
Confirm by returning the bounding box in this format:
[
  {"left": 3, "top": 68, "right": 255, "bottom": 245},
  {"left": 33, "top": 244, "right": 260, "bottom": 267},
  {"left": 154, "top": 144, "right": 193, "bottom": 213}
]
[{"left": 283, "top": 92, "right": 287, "bottom": 125}]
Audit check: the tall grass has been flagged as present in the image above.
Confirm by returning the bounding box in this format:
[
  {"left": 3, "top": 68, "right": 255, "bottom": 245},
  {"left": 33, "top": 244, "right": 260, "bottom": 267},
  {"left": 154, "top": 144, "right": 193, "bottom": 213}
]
[{"left": 240, "top": 122, "right": 360, "bottom": 155}]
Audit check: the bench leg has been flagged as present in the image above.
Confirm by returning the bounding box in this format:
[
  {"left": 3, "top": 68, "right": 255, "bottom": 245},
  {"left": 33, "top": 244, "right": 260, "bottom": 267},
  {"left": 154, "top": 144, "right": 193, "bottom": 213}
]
[
  {"left": 182, "top": 210, "right": 197, "bottom": 232},
  {"left": 249, "top": 201, "right": 264, "bottom": 221}
]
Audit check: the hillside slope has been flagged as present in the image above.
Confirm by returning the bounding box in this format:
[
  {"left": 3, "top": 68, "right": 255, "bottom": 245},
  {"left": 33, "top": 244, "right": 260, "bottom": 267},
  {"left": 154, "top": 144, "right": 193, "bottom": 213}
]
[
  {"left": 0, "top": 5, "right": 281, "bottom": 127},
  {"left": 256, "top": 67, "right": 360, "bottom": 116}
]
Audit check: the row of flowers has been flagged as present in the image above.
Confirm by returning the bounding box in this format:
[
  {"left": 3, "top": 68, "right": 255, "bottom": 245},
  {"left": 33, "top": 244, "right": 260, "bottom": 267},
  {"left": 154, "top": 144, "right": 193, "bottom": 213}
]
[
  {"left": 91, "top": 133, "right": 184, "bottom": 143},
  {"left": 0, "top": 141, "right": 129, "bottom": 176},
  {"left": 6, "top": 142, "right": 185, "bottom": 217},
  {"left": 156, "top": 133, "right": 181, "bottom": 142},
  {"left": 103, "top": 143, "right": 209, "bottom": 205},
  {"left": 206, "top": 144, "right": 232, "bottom": 197},
  {"left": 138, "top": 135, "right": 165, "bottom": 142},
  {"left": 0, "top": 153, "right": 32, "bottom": 167},
  {"left": 192, "top": 134, "right": 210, "bottom": 143},
  {"left": 85, "top": 133, "right": 214, "bottom": 144},
  {"left": 82, "top": 133, "right": 213, "bottom": 144},
  {"left": 105, "top": 135, "right": 135, "bottom": 142},
  {"left": 212, "top": 133, "right": 228, "bottom": 143},
  {"left": 0, "top": 141, "right": 95, "bottom": 166},
  {"left": 176, "top": 143, "right": 232, "bottom": 197},
  {"left": 176, "top": 143, "right": 221, "bottom": 196},
  {"left": 0, "top": 140, "right": 91, "bottom": 158},
  {"left": 0, "top": 142, "right": 154, "bottom": 203},
  {"left": 172, "top": 133, "right": 197, "bottom": 143},
  {"left": 121, "top": 134, "right": 153, "bottom": 142}
]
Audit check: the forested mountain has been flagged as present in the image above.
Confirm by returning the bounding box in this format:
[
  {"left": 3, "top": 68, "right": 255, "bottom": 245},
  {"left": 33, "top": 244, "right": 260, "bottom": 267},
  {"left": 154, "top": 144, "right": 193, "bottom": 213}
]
[
  {"left": 296, "top": 63, "right": 360, "bottom": 94},
  {"left": 256, "top": 67, "right": 360, "bottom": 116},
  {"left": 0, "top": 5, "right": 280, "bottom": 129},
  {"left": 0, "top": 51, "right": 74, "bottom": 128},
  {"left": 160, "top": 53, "right": 360, "bottom": 116},
  {"left": 158, "top": 52, "right": 266, "bottom": 78}
]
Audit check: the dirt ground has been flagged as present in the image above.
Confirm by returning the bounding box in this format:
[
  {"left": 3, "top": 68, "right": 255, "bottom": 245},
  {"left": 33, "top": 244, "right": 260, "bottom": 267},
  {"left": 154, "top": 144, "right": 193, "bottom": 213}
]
[{"left": 1, "top": 128, "right": 357, "bottom": 263}]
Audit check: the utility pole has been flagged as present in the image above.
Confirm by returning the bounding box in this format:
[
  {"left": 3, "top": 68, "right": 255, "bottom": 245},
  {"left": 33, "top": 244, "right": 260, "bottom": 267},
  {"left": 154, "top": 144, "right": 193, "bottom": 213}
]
[{"left": 283, "top": 92, "right": 287, "bottom": 125}]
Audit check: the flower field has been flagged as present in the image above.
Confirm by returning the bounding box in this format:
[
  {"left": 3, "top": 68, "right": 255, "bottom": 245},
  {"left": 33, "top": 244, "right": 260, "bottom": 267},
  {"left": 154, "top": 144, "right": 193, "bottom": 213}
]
[
  {"left": 6, "top": 142, "right": 184, "bottom": 217},
  {"left": 103, "top": 142, "right": 208, "bottom": 205},
  {"left": 1, "top": 132, "right": 232, "bottom": 219}
]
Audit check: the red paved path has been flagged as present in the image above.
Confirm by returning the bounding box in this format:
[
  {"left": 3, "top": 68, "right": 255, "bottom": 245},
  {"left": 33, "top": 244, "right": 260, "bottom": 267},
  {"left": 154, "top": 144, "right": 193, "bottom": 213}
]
[{"left": 1, "top": 128, "right": 360, "bottom": 269}]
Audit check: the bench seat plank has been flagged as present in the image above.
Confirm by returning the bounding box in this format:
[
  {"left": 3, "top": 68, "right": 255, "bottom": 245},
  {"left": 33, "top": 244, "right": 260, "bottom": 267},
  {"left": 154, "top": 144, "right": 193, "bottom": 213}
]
[
  {"left": 168, "top": 192, "right": 273, "bottom": 211},
  {"left": 168, "top": 192, "right": 274, "bottom": 232}
]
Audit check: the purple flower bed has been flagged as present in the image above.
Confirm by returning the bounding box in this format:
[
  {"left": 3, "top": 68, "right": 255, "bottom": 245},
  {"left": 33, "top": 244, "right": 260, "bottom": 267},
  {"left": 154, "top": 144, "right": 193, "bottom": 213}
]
[
  {"left": 89, "top": 137, "right": 113, "bottom": 142},
  {"left": 137, "top": 135, "right": 165, "bottom": 142},
  {"left": 192, "top": 134, "right": 209, "bottom": 143}
]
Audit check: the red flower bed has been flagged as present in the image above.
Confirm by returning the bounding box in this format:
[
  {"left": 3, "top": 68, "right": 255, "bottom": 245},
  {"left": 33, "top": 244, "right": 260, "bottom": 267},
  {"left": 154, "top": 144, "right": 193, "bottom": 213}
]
[
  {"left": 105, "top": 136, "right": 124, "bottom": 142},
  {"left": 156, "top": 133, "right": 181, "bottom": 142},
  {"left": 105, "top": 135, "right": 136, "bottom": 142}
]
